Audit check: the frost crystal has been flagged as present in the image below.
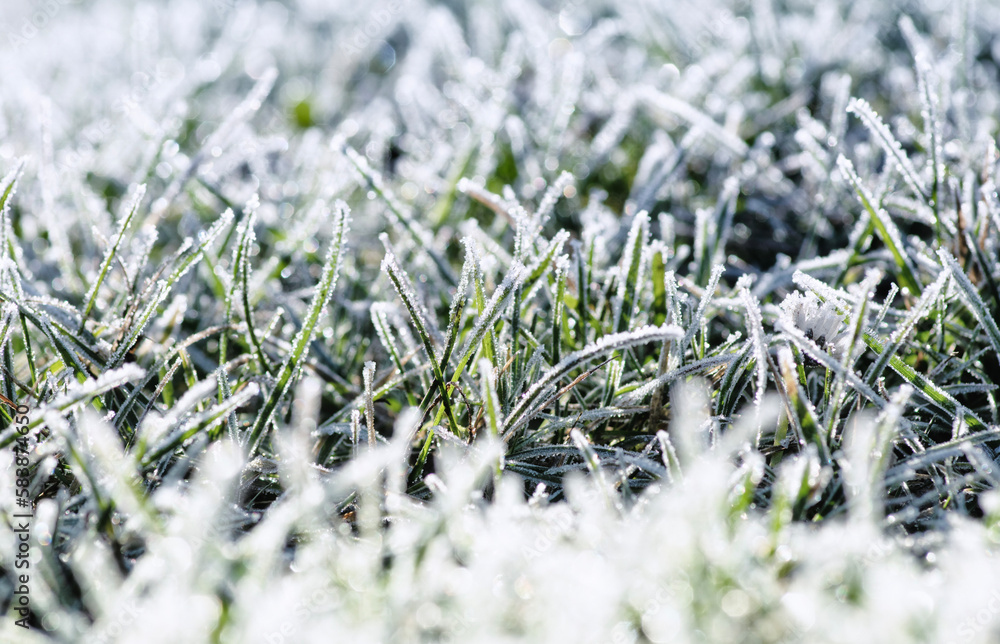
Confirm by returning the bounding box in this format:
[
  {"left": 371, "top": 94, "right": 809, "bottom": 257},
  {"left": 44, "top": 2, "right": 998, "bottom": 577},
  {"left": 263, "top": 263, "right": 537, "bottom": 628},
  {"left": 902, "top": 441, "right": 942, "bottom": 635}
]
[{"left": 780, "top": 292, "right": 849, "bottom": 359}]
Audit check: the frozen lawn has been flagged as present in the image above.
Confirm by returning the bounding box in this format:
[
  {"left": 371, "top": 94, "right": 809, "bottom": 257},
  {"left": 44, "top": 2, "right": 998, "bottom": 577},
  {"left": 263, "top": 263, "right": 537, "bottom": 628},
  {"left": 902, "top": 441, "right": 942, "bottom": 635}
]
[{"left": 3, "top": 0, "right": 1000, "bottom": 642}]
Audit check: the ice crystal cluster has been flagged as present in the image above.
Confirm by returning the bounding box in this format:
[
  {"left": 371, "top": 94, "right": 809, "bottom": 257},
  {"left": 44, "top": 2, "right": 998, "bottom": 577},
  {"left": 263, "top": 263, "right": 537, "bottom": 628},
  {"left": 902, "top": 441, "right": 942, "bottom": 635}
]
[
  {"left": 779, "top": 292, "right": 850, "bottom": 360},
  {"left": 3, "top": 0, "right": 1000, "bottom": 642}
]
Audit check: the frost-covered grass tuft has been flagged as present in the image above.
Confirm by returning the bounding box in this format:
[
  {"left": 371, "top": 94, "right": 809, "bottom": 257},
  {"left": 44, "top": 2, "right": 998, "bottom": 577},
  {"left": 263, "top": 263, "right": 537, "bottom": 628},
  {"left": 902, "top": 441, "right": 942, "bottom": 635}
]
[{"left": 4, "top": 0, "right": 1000, "bottom": 641}]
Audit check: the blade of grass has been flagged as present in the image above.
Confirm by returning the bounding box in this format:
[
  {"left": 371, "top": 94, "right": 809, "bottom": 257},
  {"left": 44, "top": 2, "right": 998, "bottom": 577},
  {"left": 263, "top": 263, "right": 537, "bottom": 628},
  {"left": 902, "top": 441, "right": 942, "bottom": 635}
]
[
  {"left": 79, "top": 184, "right": 146, "bottom": 331},
  {"left": 245, "top": 202, "right": 350, "bottom": 455},
  {"left": 939, "top": 248, "right": 1000, "bottom": 360},
  {"left": 847, "top": 98, "right": 927, "bottom": 199},
  {"left": 109, "top": 210, "right": 234, "bottom": 369},
  {"left": 503, "top": 324, "right": 683, "bottom": 438},
  {"left": 381, "top": 246, "right": 462, "bottom": 435},
  {"left": 141, "top": 382, "right": 260, "bottom": 467},
  {"left": 440, "top": 240, "right": 475, "bottom": 371},
  {"left": 837, "top": 155, "right": 922, "bottom": 295},
  {"left": 363, "top": 361, "right": 376, "bottom": 449},
  {"left": 450, "top": 262, "right": 527, "bottom": 383}
]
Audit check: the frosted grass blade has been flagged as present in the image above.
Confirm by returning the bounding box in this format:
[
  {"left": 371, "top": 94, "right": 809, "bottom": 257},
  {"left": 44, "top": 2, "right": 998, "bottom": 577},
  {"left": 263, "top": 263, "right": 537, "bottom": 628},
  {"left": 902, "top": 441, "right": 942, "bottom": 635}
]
[
  {"left": 504, "top": 325, "right": 683, "bottom": 437},
  {"left": 246, "top": 202, "right": 350, "bottom": 455},
  {"left": 847, "top": 98, "right": 927, "bottom": 198},
  {"left": 837, "top": 155, "right": 922, "bottom": 295},
  {"left": 940, "top": 248, "right": 1000, "bottom": 361},
  {"left": 80, "top": 184, "right": 145, "bottom": 331}
]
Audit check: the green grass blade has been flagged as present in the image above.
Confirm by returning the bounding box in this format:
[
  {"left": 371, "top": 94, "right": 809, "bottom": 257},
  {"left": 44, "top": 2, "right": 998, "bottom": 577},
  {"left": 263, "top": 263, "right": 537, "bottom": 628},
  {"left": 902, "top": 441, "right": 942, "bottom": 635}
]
[
  {"left": 479, "top": 358, "right": 504, "bottom": 439},
  {"left": 940, "top": 248, "right": 1000, "bottom": 361},
  {"left": 451, "top": 262, "right": 527, "bottom": 382},
  {"left": 837, "top": 154, "right": 922, "bottom": 295},
  {"left": 245, "top": 202, "right": 350, "bottom": 455},
  {"left": 614, "top": 211, "right": 649, "bottom": 334},
  {"left": 862, "top": 330, "right": 985, "bottom": 429},
  {"left": 80, "top": 184, "right": 145, "bottom": 331},
  {"left": 440, "top": 240, "right": 475, "bottom": 370}
]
